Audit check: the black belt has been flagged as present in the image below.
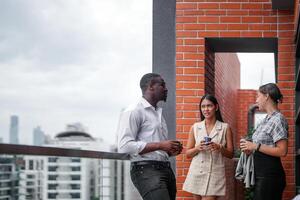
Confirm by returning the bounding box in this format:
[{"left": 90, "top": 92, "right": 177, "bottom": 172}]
[{"left": 131, "top": 160, "right": 170, "bottom": 168}]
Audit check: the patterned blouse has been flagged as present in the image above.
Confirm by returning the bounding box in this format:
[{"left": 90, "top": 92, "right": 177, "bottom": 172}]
[{"left": 252, "top": 111, "right": 288, "bottom": 146}]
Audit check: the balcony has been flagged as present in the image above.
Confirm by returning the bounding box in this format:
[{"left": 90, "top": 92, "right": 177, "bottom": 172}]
[{"left": 0, "top": 143, "right": 141, "bottom": 200}]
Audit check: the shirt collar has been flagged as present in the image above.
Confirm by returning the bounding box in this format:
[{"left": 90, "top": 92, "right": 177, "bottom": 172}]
[
  {"left": 215, "top": 120, "right": 222, "bottom": 130},
  {"left": 140, "top": 97, "right": 160, "bottom": 111},
  {"left": 265, "top": 110, "right": 279, "bottom": 121},
  {"left": 198, "top": 120, "right": 222, "bottom": 131}
]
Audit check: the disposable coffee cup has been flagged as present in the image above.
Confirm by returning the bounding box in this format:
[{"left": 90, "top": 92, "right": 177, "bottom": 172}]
[
  {"left": 204, "top": 136, "right": 211, "bottom": 145},
  {"left": 240, "top": 136, "right": 252, "bottom": 143}
]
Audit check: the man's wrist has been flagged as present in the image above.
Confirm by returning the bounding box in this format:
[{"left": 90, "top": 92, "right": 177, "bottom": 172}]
[{"left": 156, "top": 142, "right": 162, "bottom": 151}]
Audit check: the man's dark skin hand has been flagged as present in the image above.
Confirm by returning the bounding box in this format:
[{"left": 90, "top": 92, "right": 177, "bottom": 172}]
[{"left": 139, "top": 140, "right": 183, "bottom": 156}]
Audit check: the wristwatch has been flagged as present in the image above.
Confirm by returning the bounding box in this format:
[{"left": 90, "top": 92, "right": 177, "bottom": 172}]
[{"left": 256, "top": 143, "right": 261, "bottom": 152}]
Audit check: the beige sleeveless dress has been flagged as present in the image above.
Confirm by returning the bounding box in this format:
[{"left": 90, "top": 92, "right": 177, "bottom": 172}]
[{"left": 183, "top": 120, "right": 228, "bottom": 196}]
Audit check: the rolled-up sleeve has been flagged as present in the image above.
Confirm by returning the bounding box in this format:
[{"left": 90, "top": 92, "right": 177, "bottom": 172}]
[{"left": 117, "top": 109, "right": 147, "bottom": 155}]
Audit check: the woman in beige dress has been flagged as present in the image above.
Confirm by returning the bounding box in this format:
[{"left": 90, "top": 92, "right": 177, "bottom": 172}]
[{"left": 183, "top": 94, "right": 234, "bottom": 200}]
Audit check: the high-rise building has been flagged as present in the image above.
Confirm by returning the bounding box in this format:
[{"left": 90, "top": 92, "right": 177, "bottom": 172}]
[
  {"left": 9, "top": 115, "right": 19, "bottom": 144},
  {"left": 0, "top": 156, "right": 21, "bottom": 200},
  {"left": 19, "top": 156, "right": 43, "bottom": 200},
  {"left": 33, "top": 126, "right": 45, "bottom": 146},
  {"left": 42, "top": 127, "right": 112, "bottom": 200},
  {"left": 0, "top": 137, "right": 3, "bottom": 143}
]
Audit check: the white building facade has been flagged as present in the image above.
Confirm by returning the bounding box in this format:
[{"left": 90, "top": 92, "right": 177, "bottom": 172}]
[
  {"left": 42, "top": 131, "right": 112, "bottom": 200},
  {"left": 19, "top": 156, "right": 43, "bottom": 200}
]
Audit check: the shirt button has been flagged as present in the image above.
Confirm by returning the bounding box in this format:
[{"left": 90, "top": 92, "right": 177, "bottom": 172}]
[{"left": 201, "top": 160, "right": 204, "bottom": 163}]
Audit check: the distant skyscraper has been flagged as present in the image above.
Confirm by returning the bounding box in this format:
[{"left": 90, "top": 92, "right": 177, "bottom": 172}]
[
  {"left": 33, "top": 126, "right": 45, "bottom": 146},
  {"left": 0, "top": 137, "right": 3, "bottom": 143},
  {"left": 9, "top": 115, "right": 19, "bottom": 144}
]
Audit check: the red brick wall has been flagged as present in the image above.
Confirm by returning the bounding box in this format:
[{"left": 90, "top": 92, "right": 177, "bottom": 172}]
[
  {"left": 215, "top": 53, "right": 240, "bottom": 139},
  {"left": 176, "top": 0, "right": 296, "bottom": 199},
  {"left": 236, "top": 90, "right": 257, "bottom": 148},
  {"left": 205, "top": 46, "right": 215, "bottom": 95},
  {"left": 177, "top": 51, "right": 240, "bottom": 200}
]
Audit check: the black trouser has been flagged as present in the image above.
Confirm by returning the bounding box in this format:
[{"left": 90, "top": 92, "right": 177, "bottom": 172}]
[
  {"left": 130, "top": 161, "right": 177, "bottom": 200},
  {"left": 254, "top": 176, "right": 286, "bottom": 200}
]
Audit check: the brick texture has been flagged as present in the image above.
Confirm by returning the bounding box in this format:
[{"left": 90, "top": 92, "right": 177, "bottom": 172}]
[
  {"left": 176, "top": 0, "right": 296, "bottom": 199},
  {"left": 236, "top": 90, "right": 257, "bottom": 148}
]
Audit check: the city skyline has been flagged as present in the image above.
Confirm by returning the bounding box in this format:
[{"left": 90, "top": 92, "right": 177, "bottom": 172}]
[{"left": 2, "top": 115, "right": 108, "bottom": 145}]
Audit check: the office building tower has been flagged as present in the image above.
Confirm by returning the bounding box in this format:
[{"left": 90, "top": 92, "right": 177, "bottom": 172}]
[
  {"left": 0, "top": 156, "right": 20, "bottom": 200},
  {"left": 9, "top": 115, "right": 19, "bottom": 144},
  {"left": 33, "top": 126, "right": 45, "bottom": 146}
]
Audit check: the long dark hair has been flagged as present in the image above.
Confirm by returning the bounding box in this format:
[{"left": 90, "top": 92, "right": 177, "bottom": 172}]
[{"left": 199, "top": 94, "right": 223, "bottom": 122}]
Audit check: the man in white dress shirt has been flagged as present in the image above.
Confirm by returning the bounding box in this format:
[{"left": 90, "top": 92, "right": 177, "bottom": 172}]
[{"left": 117, "top": 73, "right": 182, "bottom": 200}]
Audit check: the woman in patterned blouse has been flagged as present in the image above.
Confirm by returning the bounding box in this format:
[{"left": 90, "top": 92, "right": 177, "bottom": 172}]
[{"left": 240, "top": 83, "right": 288, "bottom": 200}]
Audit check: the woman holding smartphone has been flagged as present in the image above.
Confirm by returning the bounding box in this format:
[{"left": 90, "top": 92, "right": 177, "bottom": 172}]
[{"left": 183, "top": 94, "right": 234, "bottom": 200}]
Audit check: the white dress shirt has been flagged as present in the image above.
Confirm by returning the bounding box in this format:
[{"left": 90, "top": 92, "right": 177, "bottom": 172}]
[{"left": 117, "top": 97, "right": 169, "bottom": 162}]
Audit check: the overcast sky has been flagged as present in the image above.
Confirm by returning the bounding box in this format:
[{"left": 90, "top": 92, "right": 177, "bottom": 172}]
[
  {"left": 0, "top": 0, "right": 152, "bottom": 145},
  {"left": 0, "top": 1, "right": 275, "bottom": 146},
  {"left": 238, "top": 53, "right": 275, "bottom": 89}
]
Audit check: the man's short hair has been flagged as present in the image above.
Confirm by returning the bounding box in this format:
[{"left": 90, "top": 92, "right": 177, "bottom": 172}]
[{"left": 140, "top": 73, "right": 161, "bottom": 93}]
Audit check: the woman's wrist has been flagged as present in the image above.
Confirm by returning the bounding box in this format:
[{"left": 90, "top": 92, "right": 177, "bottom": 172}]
[
  {"left": 219, "top": 144, "right": 223, "bottom": 153},
  {"left": 255, "top": 143, "right": 261, "bottom": 152}
]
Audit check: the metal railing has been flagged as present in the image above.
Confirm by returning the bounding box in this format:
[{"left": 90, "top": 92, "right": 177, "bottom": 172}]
[{"left": 0, "top": 144, "right": 129, "bottom": 160}]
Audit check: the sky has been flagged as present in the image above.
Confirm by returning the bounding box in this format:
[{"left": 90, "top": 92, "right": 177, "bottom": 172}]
[
  {"left": 238, "top": 53, "right": 275, "bottom": 89},
  {"left": 0, "top": 1, "right": 275, "bottom": 146},
  {"left": 0, "top": 0, "right": 152, "bottom": 145}
]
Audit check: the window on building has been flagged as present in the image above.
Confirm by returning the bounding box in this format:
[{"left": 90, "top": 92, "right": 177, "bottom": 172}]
[
  {"left": 71, "top": 184, "right": 81, "bottom": 190},
  {"left": 48, "top": 166, "right": 57, "bottom": 172},
  {"left": 29, "top": 160, "right": 34, "bottom": 170},
  {"left": 48, "top": 184, "right": 57, "bottom": 190},
  {"left": 48, "top": 193, "right": 57, "bottom": 199},
  {"left": 48, "top": 175, "right": 57, "bottom": 181},
  {"left": 48, "top": 157, "right": 57, "bottom": 163},
  {"left": 26, "top": 174, "right": 34, "bottom": 179},
  {"left": 71, "top": 175, "right": 81, "bottom": 181},
  {"left": 70, "top": 193, "right": 81, "bottom": 198},
  {"left": 71, "top": 158, "right": 81, "bottom": 163},
  {"left": 71, "top": 166, "right": 81, "bottom": 171}
]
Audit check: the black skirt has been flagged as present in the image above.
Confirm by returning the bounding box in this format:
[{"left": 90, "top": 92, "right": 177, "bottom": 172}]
[{"left": 253, "top": 151, "right": 286, "bottom": 200}]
